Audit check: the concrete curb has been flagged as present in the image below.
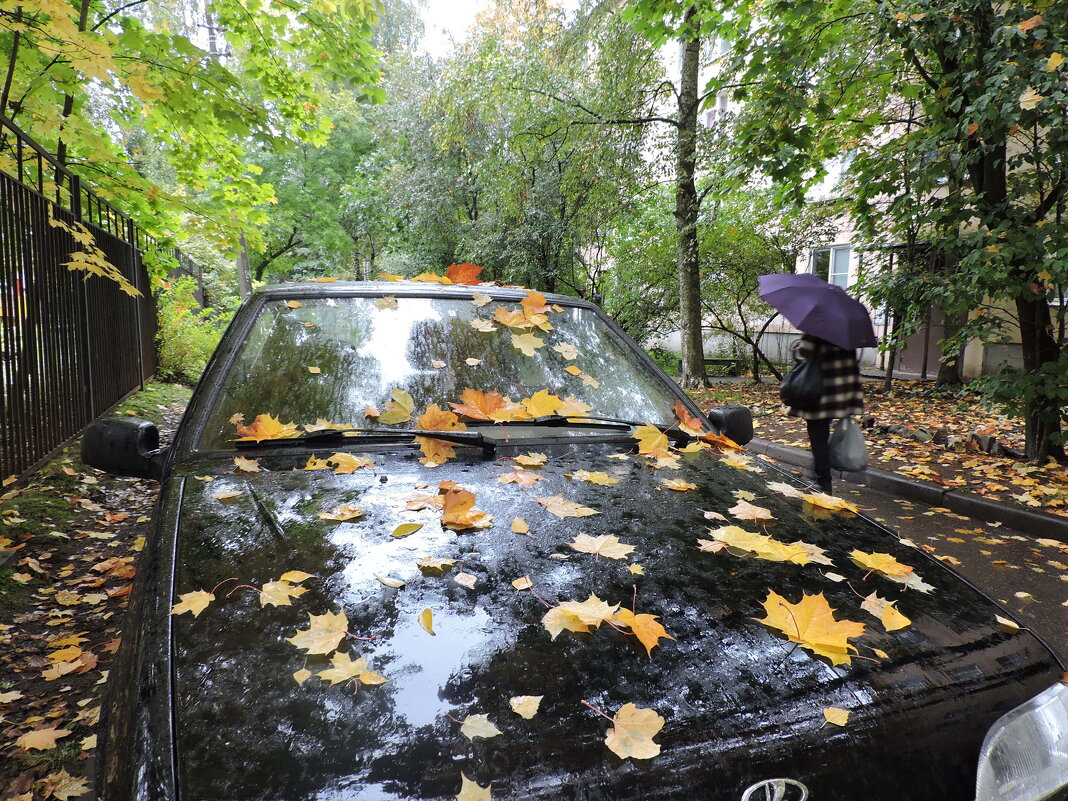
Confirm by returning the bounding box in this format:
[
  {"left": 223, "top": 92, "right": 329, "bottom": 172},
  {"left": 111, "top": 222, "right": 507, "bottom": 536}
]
[{"left": 747, "top": 437, "right": 1068, "bottom": 542}]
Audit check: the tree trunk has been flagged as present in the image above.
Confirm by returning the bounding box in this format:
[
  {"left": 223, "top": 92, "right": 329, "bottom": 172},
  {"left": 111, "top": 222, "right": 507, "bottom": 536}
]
[
  {"left": 1016, "top": 293, "right": 1064, "bottom": 460},
  {"left": 674, "top": 11, "right": 707, "bottom": 389},
  {"left": 936, "top": 309, "right": 967, "bottom": 386}
]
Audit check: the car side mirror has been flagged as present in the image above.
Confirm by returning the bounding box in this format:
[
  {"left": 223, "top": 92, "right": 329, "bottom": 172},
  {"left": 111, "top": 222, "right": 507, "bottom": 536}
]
[
  {"left": 707, "top": 404, "right": 753, "bottom": 446},
  {"left": 81, "top": 418, "right": 166, "bottom": 480}
]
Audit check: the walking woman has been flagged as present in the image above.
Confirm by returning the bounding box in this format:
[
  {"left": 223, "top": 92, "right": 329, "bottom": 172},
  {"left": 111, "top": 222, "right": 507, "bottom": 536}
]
[{"left": 785, "top": 333, "right": 864, "bottom": 495}]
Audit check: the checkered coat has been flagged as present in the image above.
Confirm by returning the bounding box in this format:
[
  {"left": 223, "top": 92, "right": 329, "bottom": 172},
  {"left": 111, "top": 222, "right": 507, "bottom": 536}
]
[{"left": 785, "top": 335, "right": 864, "bottom": 420}]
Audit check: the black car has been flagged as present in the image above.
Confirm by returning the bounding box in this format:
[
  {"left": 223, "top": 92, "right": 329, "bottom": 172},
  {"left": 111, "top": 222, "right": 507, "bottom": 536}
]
[{"left": 85, "top": 280, "right": 1068, "bottom": 801}]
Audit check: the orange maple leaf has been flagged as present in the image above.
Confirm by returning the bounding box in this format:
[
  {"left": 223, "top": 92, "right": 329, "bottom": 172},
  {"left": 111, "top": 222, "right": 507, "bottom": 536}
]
[
  {"left": 233, "top": 413, "right": 301, "bottom": 442},
  {"left": 445, "top": 262, "right": 483, "bottom": 283},
  {"left": 613, "top": 608, "right": 675, "bottom": 657},
  {"left": 450, "top": 389, "right": 508, "bottom": 421},
  {"left": 441, "top": 488, "right": 493, "bottom": 530},
  {"left": 415, "top": 404, "right": 465, "bottom": 465},
  {"left": 673, "top": 401, "right": 706, "bottom": 435}
]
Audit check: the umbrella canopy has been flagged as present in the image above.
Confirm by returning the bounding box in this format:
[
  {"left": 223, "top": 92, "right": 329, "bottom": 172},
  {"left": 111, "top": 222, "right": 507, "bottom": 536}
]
[{"left": 758, "top": 273, "right": 878, "bottom": 350}]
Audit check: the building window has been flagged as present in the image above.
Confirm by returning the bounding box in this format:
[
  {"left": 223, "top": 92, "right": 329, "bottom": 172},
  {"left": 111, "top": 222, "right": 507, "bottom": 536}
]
[{"left": 809, "top": 245, "right": 851, "bottom": 288}]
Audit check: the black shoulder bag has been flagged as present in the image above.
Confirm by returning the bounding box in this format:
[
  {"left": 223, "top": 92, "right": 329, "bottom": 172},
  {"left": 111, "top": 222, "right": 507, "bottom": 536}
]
[{"left": 779, "top": 341, "right": 823, "bottom": 410}]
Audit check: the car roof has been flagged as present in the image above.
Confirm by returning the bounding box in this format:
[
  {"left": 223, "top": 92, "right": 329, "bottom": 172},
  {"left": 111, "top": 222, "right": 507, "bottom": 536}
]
[{"left": 254, "top": 280, "right": 589, "bottom": 307}]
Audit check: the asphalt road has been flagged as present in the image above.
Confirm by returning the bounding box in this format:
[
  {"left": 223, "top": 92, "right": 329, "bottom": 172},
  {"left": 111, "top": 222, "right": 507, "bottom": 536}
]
[{"left": 769, "top": 460, "right": 1068, "bottom": 662}]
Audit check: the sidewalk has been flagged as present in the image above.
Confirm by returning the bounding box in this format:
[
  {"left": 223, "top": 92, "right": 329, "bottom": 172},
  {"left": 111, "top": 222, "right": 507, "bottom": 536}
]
[{"left": 747, "top": 437, "right": 1068, "bottom": 543}]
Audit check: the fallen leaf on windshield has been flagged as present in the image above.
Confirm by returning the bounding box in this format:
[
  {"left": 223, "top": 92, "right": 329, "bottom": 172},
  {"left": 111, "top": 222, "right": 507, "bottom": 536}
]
[
  {"left": 729, "top": 499, "right": 773, "bottom": 522},
  {"left": 419, "top": 608, "right": 435, "bottom": 635},
  {"left": 860, "top": 592, "right": 911, "bottom": 631},
  {"left": 510, "top": 695, "right": 543, "bottom": 718},
  {"left": 470, "top": 319, "right": 497, "bottom": 333},
  {"left": 756, "top": 590, "right": 865, "bottom": 666},
  {"left": 568, "top": 533, "right": 634, "bottom": 560},
  {"left": 456, "top": 773, "right": 492, "bottom": 801},
  {"left": 661, "top": 478, "right": 696, "bottom": 492},
  {"left": 453, "top": 389, "right": 517, "bottom": 421},
  {"left": 634, "top": 425, "right": 670, "bottom": 459},
  {"left": 378, "top": 388, "right": 415, "bottom": 425},
  {"left": 327, "top": 452, "right": 375, "bottom": 474},
  {"left": 521, "top": 289, "right": 551, "bottom": 315},
  {"left": 603, "top": 703, "right": 664, "bottom": 760},
  {"left": 259, "top": 580, "right": 308, "bottom": 607},
  {"left": 553, "top": 342, "right": 579, "bottom": 360},
  {"left": 416, "top": 404, "right": 467, "bottom": 465},
  {"left": 522, "top": 389, "right": 563, "bottom": 417},
  {"left": 537, "top": 495, "right": 599, "bottom": 518},
  {"left": 564, "top": 365, "right": 582, "bottom": 376},
  {"left": 471, "top": 292, "right": 492, "bottom": 307},
  {"left": 417, "top": 557, "right": 456, "bottom": 574},
  {"left": 233, "top": 456, "right": 260, "bottom": 473},
  {"left": 568, "top": 470, "right": 620, "bottom": 486},
  {"left": 612, "top": 608, "right": 675, "bottom": 657},
  {"left": 720, "top": 453, "right": 762, "bottom": 472},
  {"left": 499, "top": 470, "right": 543, "bottom": 486},
  {"left": 851, "top": 550, "right": 914, "bottom": 578},
  {"left": 234, "top": 413, "right": 301, "bottom": 442},
  {"left": 441, "top": 488, "right": 493, "bottom": 530},
  {"left": 170, "top": 590, "right": 214, "bottom": 617},
  {"left": 317, "top": 503, "right": 364, "bottom": 522},
  {"left": 673, "top": 402, "right": 706, "bottom": 435},
  {"left": 580, "top": 372, "right": 600, "bottom": 388},
  {"left": 288, "top": 611, "right": 349, "bottom": 655},
  {"left": 823, "top": 707, "right": 850, "bottom": 727},
  {"left": 446, "top": 262, "right": 483, "bottom": 283},
  {"left": 512, "top": 332, "right": 546, "bottom": 357},
  {"left": 431, "top": 360, "right": 446, "bottom": 369},
  {"left": 285, "top": 300, "right": 302, "bottom": 308},
  {"left": 558, "top": 396, "right": 593, "bottom": 417},
  {"left": 515, "top": 453, "right": 548, "bottom": 467},
  {"left": 374, "top": 296, "right": 398, "bottom": 309},
  {"left": 511, "top": 517, "right": 530, "bottom": 534},
  {"left": 766, "top": 481, "right": 806, "bottom": 499},
  {"left": 375, "top": 575, "right": 405, "bottom": 589},
  {"left": 363, "top": 406, "right": 381, "bottom": 418}
]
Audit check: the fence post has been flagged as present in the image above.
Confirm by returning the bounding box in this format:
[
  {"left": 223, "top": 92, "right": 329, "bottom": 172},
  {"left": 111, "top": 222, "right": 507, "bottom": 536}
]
[{"left": 68, "top": 175, "right": 96, "bottom": 421}]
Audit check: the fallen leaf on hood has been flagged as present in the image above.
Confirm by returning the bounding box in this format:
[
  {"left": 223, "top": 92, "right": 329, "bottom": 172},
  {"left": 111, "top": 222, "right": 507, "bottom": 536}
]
[
  {"left": 170, "top": 589, "right": 214, "bottom": 617},
  {"left": 511, "top": 517, "right": 530, "bottom": 534},
  {"left": 729, "top": 499, "right": 774, "bottom": 522},
  {"left": 211, "top": 488, "right": 242, "bottom": 502},
  {"left": 280, "top": 570, "right": 315, "bottom": 584},
  {"left": 628, "top": 563, "right": 645, "bottom": 575},
  {"left": 633, "top": 425, "right": 670, "bottom": 459},
  {"left": 259, "top": 580, "right": 308, "bottom": 607},
  {"left": 542, "top": 594, "right": 619, "bottom": 639},
  {"left": 603, "top": 703, "right": 664, "bottom": 760},
  {"left": 568, "top": 470, "right": 620, "bottom": 486},
  {"left": 499, "top": 470, "right": 543, "bottom": 488},
  {"left": 823, "top": 707, "right": 850, "bottom": 727},
  {"left": 995, "top": 614, "right": 1021, "bottom": 631},
  {"left": 612, "top": 608, "right": 675, "bottom": 657},
  {"left": 460, "top": 713, "right": 502, "bottom": 740},
  {"left": 537, "top": 495, "right": 599, "bottom": 518},
  {"left": 417, "top": 557, "right": 456, "bottom": 574},
  {"left": 515, "top": 452, "right": 549, "bottom": 467},
  {"left": 766, "top": 481, "right": 806, "bottom": 499},
  {"left": 391, "top": 523, "right": 423, "bottom": 538},
  {"left": 851, "top": 550, "right": 914, "bottom": 578},
  {"left": 756, "top": 590, "right": 865, "bottom": 666},
  {"left": 801, "top": 493, "right": 858, "bottom": 514},
  {"left": 568, "top": 533, "right": 634, "bottom": 560},
  {"left": 233, "top": 456, "right": 260, "bottom": 473},
  {"left": 860, "top": 592, "right": 911, "bottom": 631},
  {"left": 455, "top": 571, "right": 478, "bottom": 589},
  {"left": 510, "top": 695, "right": 543, "bottom": 718},
  {"left": 661, "top": 478, "right": 696, "bottom": 492},
  {"left": 375, "top": 574, "right": 405, "bottom": 589},
  {"left": 287, "top": 610, "right": 349, "bottom": 655},
  {"left": 442, "top": 488, "right": 494, "bottom": 530},
  {"left": 318, "top": 504, "right": 365, "bottom": 522},
  {"left": 327, "top": 452, "right": 375, "bottom": 474},
  {"left": 512, "top": 575, "right": 533, "bottom": 590},
  {"left": 293, "top": 668, "right": 312, "bottom": 685},
  {"left": 699, "top": 526, "right": 811, "bottom": 565},
  {"left": 456, "top": 772, "right": 492, "bottom": 801},
  {"left": 419, "top": 607, "right": 436, "bottom": 634}
]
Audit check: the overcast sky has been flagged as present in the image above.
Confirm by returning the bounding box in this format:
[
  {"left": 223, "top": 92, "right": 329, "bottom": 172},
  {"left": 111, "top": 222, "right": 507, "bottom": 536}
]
[{"left": 419, "top": 0, "right": 490, "bottom": 58}]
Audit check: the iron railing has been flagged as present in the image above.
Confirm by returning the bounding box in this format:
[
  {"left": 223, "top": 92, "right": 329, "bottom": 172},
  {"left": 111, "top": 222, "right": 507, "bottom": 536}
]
[{"left": 0, "top": 112, "right": 200, "bottom": 480}]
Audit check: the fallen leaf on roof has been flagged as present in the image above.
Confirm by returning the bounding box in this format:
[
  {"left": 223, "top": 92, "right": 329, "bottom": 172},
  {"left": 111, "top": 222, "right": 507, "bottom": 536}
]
[
  {"left": 851, "top": 550, "right": 914, "bottom": 578},
  {"left": 699, "top": 526, "right": 811, "bottom": 564},
  {"left": 766, "top": 481, "right": 807, "bottom": 498},
  {"left": 729, "top": 499, "right": 774, "bottom": 522},
  {"left": 756, "top": 590, "right": 865, "bottom": 666},
  {"left": 510, "top": 695, "right": 543, "bottom": 718}
]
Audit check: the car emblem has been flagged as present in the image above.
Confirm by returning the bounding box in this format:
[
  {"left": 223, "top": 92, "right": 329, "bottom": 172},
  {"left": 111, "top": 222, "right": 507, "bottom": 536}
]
[{"left": 740, "top": 778, "right": 810, "bottom": 801}]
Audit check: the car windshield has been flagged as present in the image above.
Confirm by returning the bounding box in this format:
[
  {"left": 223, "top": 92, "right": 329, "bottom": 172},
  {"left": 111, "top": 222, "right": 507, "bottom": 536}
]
[{"left": 198, "top": 294, "right": 681, "bottom": 450}]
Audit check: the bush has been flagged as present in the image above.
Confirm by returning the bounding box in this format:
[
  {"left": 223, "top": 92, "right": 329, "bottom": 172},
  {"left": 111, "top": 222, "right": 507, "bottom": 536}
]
[
  {"left": 646, "top": 347, "right": 680, "bottom": 376},
  {"left": 155, "top": 277, "right": 229, "bottom": 385}
]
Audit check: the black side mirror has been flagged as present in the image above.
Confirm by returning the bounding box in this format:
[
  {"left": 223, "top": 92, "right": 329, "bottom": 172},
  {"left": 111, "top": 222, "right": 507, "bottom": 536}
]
[
  {"left": 81, "top": 418, "right": 166, "bottom": 480},
  {"left": 707, "top": 404, "right": 754, "bottom": 446}
]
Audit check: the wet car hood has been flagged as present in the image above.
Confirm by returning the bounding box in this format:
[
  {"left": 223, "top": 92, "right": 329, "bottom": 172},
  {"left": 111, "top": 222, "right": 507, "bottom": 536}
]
[{"left": 168, "top": 440, "right": 1062, "bottom": 801}]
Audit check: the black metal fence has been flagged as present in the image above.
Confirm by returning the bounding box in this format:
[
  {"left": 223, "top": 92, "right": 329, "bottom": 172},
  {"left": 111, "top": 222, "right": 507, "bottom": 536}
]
[{"left": 0, "top": 113, "right": 198, "bottom": 481}]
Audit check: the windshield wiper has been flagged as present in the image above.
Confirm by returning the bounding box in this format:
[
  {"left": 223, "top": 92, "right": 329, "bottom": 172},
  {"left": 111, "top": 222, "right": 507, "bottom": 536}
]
[
  {"left": 468, "top": 415, "right": 692, "bottom": 444},
  {"left": 234, "top": 428, "right": 497, "bottom": 458}
]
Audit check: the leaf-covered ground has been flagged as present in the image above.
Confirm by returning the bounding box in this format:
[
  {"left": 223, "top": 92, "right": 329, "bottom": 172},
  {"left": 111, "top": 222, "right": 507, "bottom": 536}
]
[
  {"left": 688, "top": 380, "right": 1068, "bottom": 518},
  {"left": 0, "top": 383, "right": 191, "bottom": 800}
]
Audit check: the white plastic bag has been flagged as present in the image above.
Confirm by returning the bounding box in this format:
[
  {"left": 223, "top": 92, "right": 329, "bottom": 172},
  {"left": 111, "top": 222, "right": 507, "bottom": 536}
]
[{"left": 829, "top": 417, "right": 868, "bottom": 472}]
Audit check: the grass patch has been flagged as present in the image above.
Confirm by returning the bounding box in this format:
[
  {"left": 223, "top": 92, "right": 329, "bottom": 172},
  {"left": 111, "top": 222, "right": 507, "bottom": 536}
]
[
  {"left": 110, "top": 381, "right": 192, "bottom": 424},
  {"left": 0, "top": 566, "right": 33, "bottom": 613}
]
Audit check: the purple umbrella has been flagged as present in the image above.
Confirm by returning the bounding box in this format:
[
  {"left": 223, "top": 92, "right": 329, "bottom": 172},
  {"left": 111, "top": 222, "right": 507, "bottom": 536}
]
[{"left": 758, "top": 273, "right": 878, "bottom": 350}]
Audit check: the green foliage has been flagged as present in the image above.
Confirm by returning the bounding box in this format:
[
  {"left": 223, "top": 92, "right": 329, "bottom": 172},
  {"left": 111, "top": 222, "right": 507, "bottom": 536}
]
[
  {"left": 646, "top": 347, "right": 681, "bottom": 376},
  {"left": 155, "top": 277, "right": 229, "bottom": 385}
]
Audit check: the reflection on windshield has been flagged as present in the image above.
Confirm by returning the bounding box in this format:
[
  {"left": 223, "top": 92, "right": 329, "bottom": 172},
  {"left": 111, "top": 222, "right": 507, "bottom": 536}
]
[{"left": 200, "top": 295, "right": 679, "bottom": 449}]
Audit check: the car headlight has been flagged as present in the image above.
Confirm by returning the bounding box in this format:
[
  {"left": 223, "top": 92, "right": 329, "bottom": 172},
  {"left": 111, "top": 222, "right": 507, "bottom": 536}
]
[{"left": 976, "top": 677, "right": 1068, "bottom": 801}]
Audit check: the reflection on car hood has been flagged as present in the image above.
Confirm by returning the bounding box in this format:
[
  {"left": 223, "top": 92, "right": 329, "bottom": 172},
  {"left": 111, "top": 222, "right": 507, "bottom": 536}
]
[{"left": 169, "top": 443, "right": 1061, "bottom": 801}]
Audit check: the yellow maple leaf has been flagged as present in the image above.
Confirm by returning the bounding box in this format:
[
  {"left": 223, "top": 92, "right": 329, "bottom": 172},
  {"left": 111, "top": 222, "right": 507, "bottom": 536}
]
[
  {"left": 441, "top": 488, "right": 493, "bottom": 530},
  {"left": 661, "top": 478, "right": 697, "bottom": 492},
  {"left": 259, "top": 580, "right": 307, "bottom": 607},
  {"left": 287, "top": 610, "right": 349, "bottom": 655},
  {"left": 512, "top": 331, "right": 546, "bottom": 357},
  {"left": 450, "top": 389, "right": 515, "bottom": 421},
  {"left": 633, "top": 424, "right": 670, "bottom": 459},
  {"left": 498, "top": 469, "right": 542, "bottom": 486},
  {"left": 801, "top": 492, "right": 858, "bottom": 514},
  {"left": 823, "top": 707, "right": 850, "bottom": 727},
  {"left": 459, "top": 713, "right": 502, "bottom": 740},
  {"left": 41, "top": 767, "right": 90, "bottom": 801},
  {"left": 568, "top": 470, "right": 620, "bottom": 486},
  {"left": 170, "top": 589, "right": 214, "bottom": 617},
  {"left": 515, "top": 452, "right": 548, "bottom": 467},
  {"left": 317, "top": 651, "right": 369, "bottom": 685},
  {"left": 756, "top": 590, "right": 865, "bottom": 666},
  {"left": 541, "top": 607, "right": 589, "bottom": 639},
  {"left": 511, "top": 517, "right": 530, "bottom": 534},
  {"left": 612, "top": 608, "right": 675, "bottom": 657},
  {"left": 699, "top": 526, "right": 811, "bottom": 564},
  {"left": 568, "top": 533, "right": 634, "bottom": 560},
  {"left": 729, "top": 499, "right": 774, "bottom": 521},
  {"left": 233, "top": 413, "right": 300, "bottom": 442},
  {"left": 317, "top": 503, "right": 364, "bottom": 522},
  {"left": 851, "top": 549, "right": 914, "bottom": 578},
  {"left": 233, "top": 456, "right": 260, "bottom": 473},
  {"left": 553, "top": 342, "right": 578, "bottom": 360},
  {"left": 604, "top": 703, "right": 664, "bottom": 760},
  {"left": 536, "top": 495, "right": 599, "bottom": 518},
  {"left": 522, "top": 389, "right": 563, "bottom": 417},
  {"left": 303, "top": 455, "right": 331, "bottom": 470},
  {"left": 15, "top": 727, "right": 71, "bottom": 751},
  {"left": 557, "top": 396, "right": 593, "bottom": 417},
  {"left": 509, "top": 695, "right": 543, "bottom": 718},
  {"left": 470, "top": 318, "right": 497, "bottom": 332},
  {"left": 455, "top": 773, "right": 492, "bottom": 801},
  {"left": 327, "top": 452, "right": 375, "bottom": 474},
  {"left": 860, "top": 592, "right": 911, "bottom": 631}
]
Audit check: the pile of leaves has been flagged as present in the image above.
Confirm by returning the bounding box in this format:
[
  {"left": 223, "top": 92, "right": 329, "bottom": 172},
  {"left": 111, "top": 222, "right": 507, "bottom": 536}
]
[
  {"left": 689, "top": 381, "right": 1068, "bottom": 517},
  {"left": 0, "top": 384, "right": 190, "bottom": 800}
]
